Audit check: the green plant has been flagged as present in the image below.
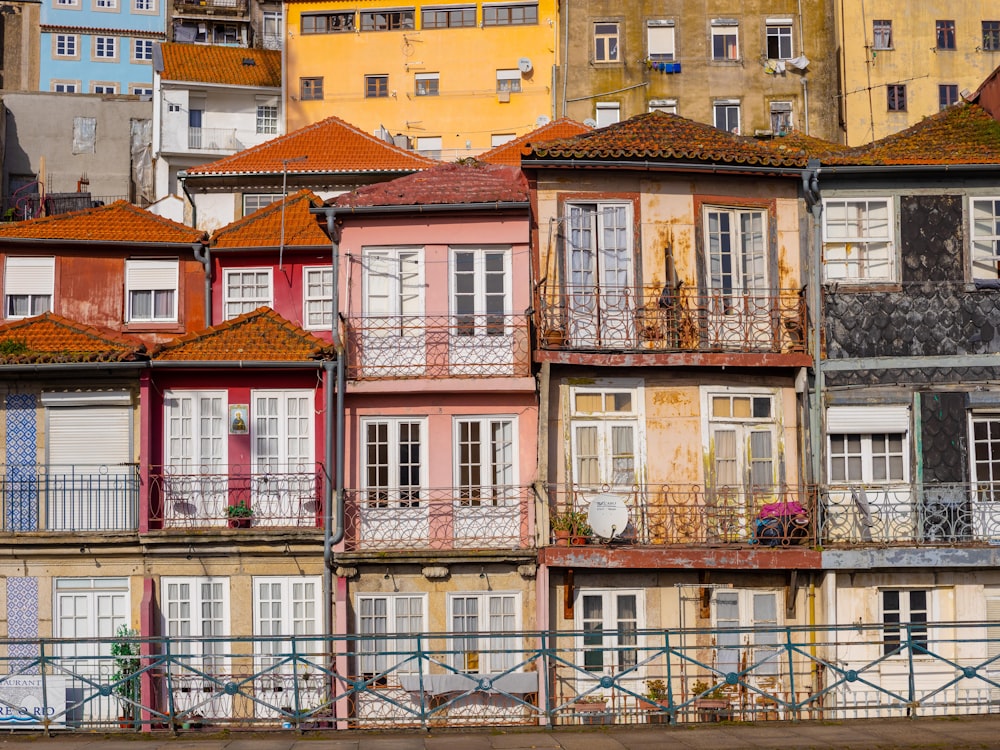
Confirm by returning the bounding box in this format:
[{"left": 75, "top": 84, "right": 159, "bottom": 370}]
[
  {"left": 550, "top": 509, "right": 592, "bottom": 536},
  {"left": 110, "top": 625, "right": 140, "bottom": 719},
  {"left": 691, "top": 679, "right": 726, "bottom": 699},
  {"left": 0, "top": 338, "right": 29, "bottom": 356},
  {"left": 646, "top": 678, "right": 668, "bottom": 702},
  {"left": 226, "top": 500, "right": 253, "bottom": 518}
]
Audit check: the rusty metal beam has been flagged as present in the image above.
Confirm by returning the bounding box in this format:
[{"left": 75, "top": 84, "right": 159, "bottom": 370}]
[
  {"left": 539, "top": 545, "right": 823, "bottom": 570},
  {"left": 534, "top": 350, "right": 812, "bottom": 368}
]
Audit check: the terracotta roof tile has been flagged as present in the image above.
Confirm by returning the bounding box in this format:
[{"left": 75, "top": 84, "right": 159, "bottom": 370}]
[
  {"left": 152, "top": 307, "right": 332, "bottom": 361},
  {"left": 479, "top": 118, "right": 592, "bottom": 165},
  {"left": 212, "top": 190, "right": 329, "bottom": 248},
  {"left": 184, "top": 115, "right": 436, "bottom": 177},
  {"left": 158, "top": 43, "right": 281, "bottom": 87},
  {"left": 330, "top": 161, "right": 528, "bottom": 208},
  {"left": 0, "top": 200, "right": 206, "bottom": 244},
  {"left": 0, "top": 313, "right": 146, "bottom": 363}
]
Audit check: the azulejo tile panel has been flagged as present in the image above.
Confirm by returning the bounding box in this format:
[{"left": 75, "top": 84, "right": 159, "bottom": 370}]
[{"left": 5, "top": 393, "right": 38, "bottom": 531}]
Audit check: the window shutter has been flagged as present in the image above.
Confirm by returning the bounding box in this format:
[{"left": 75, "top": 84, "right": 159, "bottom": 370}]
[
  {"left": 827, "top": 405, "right": 909, "bottom": 433},
  {"left": 6, "top": 257, "right": 54, "bottom": 295},
  {"left": 126, "top": 259, "right": 177, "bottom": 290}
]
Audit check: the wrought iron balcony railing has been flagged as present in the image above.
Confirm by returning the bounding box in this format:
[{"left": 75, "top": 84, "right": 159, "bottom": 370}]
[
  {"left": 536, "top": 285, "right": 807, "bottom": 354},
  {"left": 546, "top": 484, "right": 815, "bottom": 548},
  {"left": 149, "top": 465, "right": 323, "bottom": 530},
  {"left": 1, "top": 464, "right": 139, "bottom": 532},
  {"left": 173, "top": 0, "right": 248, "bottom": 15},
  {"left": 343, "top": 485, "right": 532, "bottom": 552},
  {"left": 345, "top": 313, "right": 531, "bottom": 380}
]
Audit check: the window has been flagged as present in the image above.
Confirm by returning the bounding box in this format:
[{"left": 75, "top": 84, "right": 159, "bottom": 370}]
[
  {"left": 646, "top": 20, "right": 674, "bottom": 62},
  {"left": 162, "top": 577, "right": 229, "bottom": 682},
  {"left": 4, "top": 256, "right": 54, "bottom": 318},
  {"left": 594, "top": 22, "right": 619, "bottom": 62},
  {"left": 133, "top": 0, "right": 153, "bottom": 11},
  {"left": 262, "top": 10, "right": 282, "bottom": 48},
  {"left": 126, "top": 259, "right": 177, "bottom": 323},
  {"left": 421, "top": 5, "right": 474, "bottom": 28},
  {"left": 94, "top": 36, "right": 117, "bottom": 59},
  {"left": 972, "top": 198, "right": 1000, "bottom": 279},
  {"left": 251, "top": 389, "right": 312, "bottom": 474},
  {"left": 55, "top": 34, "right": 78, "bottom": 57},
  {"left": 578, "top": 590, "right": 641, "bottom": 673},
  {"left": 887, "top": 84, "right": 906, "bottom": 111},
  {"left": 455, "top": 417, "right": 515, "bottom": 504},
  {"left": 357, "top": 594, "right": 425, "bottom": 679},
  {"left": 482, "top": 2, "right": 536, "bottom": 26},
  {"left": 415, "top": 72, "right": 439, "bottom": 96},
  {"left": 303, "top": 267, "right": 333, "bottom": 329},
  {"left": 984, "top": 21, "right": 1000, "bottom": 51},
  {"left": 822, "top": 198, "right": 894, "bottom": 281},
  {"left": 715, "top": 589, "right": 781, "bottom": 676},
  {"left": 711, "top": 20, "right": 739, "bottom": 61},
  {"left": 53, "top": 81, "right": 78, "bottom": 93},
  {"left": 770, "top": 101, "right": 792, "bottom": 133},
  {"left": 256, "top": 104, "right": 278, "bottom": 134},
  {"left": 873, "top": 19, "right": 892, "bottom": 49},
  {"left": 452, "top": 246, "right": 509, "bottom": 337},
  {"left": 415, "top": 136, "right": 441, "bottom": 158},
  {"left": 491, "top": 133, "right": 515, "bottom": 146},
  {"left": 936, "top": 19, "right": 956, "bottom": 49},
  {"left": 971, "top": 412, "right": 1000, "bottom": 487},
  {"left": 713, "top": 100, "right": 740, "bottom": 133},
  {"left": 570, "top": 385, "right": 639, "bottom": 489},
  {"left": 706, "top": 389, "right": 777, "bottom": 490},
  {"left": 450, "top": 593, "right": 519, "bottom": 673},
  {"left": 301, "top": 11, "right": 355, "bottom": 33},
  {"left": 882, "top": 590, "right": 928, "bottom": 657},
  {"left": 254, "top": 577, "right": 322, "bottom": 698},
  {"left": 648, "top": 99, "right": 677, "bottom": 114},
  {"left": 362, "top": 418, "right": 424, "bottom": 508},
  {"left": 94, "top": 0, "right": 116, "bottom": 9},
  {"left": 766, "top": 21, "right": 793, "bottom": 60},
  {"left": 366, "top": 74, "right": 389, "bottom": 98},
  {"left": 133, "top": 38, "right": 153, "bottom": 61},
  {"left": 826, "top": 405, "right": 909, "bottom": 485},
  {"left": 130, "top": 85, "right": 153, "bottom": 97},
  {"left": 300, "top": 77, "right": 323, "bottom": 100},
  {"left": 595, "top": 102, "right": 620, "bottom": 127},
  {"left": 92, "top": 83, "right": 117, "bottom": 94},
  {"left": 939, "top": 84, "right": 959, "bottom": 109},
  {"left": 360, "top": 9, "right": 414, "bottom": 30},
  {"left": 224, "top": 269, "right": 272, "bottom": 319},
  {"left": 243, "top": 193, "right": 282, "bottom": 215},
  {"left": 55, "top": 578, "right": 129, "bottom": 678},
  {"left": 496, "top": 69, "right": 521, "bottom": 93},
  {"left": 212, "top": 23, "right": 240, "bottom": 44},
  {"left": 705, "top": 206, "right": 767, "bottom": 301},
  {"left": 363, "top": 247, "right": 424, "bottom": 320},
  {"left": 164, "top": 388, "right": 226, "bottom": 510}
]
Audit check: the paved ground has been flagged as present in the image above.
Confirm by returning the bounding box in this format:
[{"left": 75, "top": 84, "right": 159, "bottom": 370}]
[{"left": 1, "top": 717, "right": 1000, "bottom": 750}]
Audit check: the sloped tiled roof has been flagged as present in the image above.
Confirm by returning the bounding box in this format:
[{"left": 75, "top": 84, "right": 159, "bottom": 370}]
[
  {"left": 479, "top": 118, "right": 592, "bottom": 166},
  {"left": 211, "top": 190, "right": 329, "bottom": 248},
  {"left": 0, "top": 313, "right": 146, "bottom": 364},
  {"left": 184, "top": 115, "right": 436, "bottom": 177},
  {"left": 331, "top": 161, "right": 529, "bottom": 208},
  {"left": 0, "top": 200, "right": 206, "bottom": 243},
  {"left": 158, "top": 43, "right": 281, "bottom": 87},
  {"left": 152, "top": 307, "right": 332, "bottom": 361}
]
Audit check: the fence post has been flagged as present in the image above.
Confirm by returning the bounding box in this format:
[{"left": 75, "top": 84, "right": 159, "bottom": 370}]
[
  {"left": 664, "top": 629, "right": 676, "bottom": 726},
  {"left": 416, "top": 632, "right": 428, "bottom": 732},
  {"left": 786, "top": 625, "right": 797, "bottom": 722},
  {"left": 906, "top": 622, "right": 917, "bottom": 718},
  {"left": 39, "top": 640, "right": 50, "bottom": 737}
]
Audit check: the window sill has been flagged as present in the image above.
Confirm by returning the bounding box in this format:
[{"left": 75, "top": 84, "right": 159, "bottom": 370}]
[
  {"left": 123, "top": 321, "right": 184, "bottom": 334},
  {"left": 822, "top": 281, "right": 902, "bottom": 293}
]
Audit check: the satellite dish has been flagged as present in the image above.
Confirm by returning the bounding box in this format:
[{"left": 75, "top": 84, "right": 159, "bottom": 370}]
[
  {"left": 583, "top": 118, "right": 597, "bottom": 128},
  {"left": 588, "top": 493, "right": 629, "bottom": 540},
  {"left": 536, "top": 115, "right": 550, "bottom": 126},
  {"left": 518, "top": 57, "right": 533, "bottom": 73}
]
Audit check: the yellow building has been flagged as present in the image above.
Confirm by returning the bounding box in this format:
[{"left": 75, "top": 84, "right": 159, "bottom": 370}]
[
  {"left": 837, "top": 0, "right": 1000, "bottom": 145},
  {"left": 284, "top": 0, "right": 558, "bottom": 157}
]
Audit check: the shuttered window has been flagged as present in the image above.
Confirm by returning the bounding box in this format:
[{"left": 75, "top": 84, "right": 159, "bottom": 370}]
[
  {"left": 126, "top": 258, "right": 178, "bottom": 322},
  {"left": 5, "top": 256, "right": 54, "bottom": 318}
]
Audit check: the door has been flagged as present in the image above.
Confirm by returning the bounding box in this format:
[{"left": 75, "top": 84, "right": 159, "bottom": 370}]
[
  {"left": 705, "top": 207, "right": 769, "bottom": 350},
  {"left": 450, "top": 247, "right": 513, "bottom": 375},
  {"left": 362, "top": 248, "right": 424, "bottom": 376},
  {"left": 164, "top": 391, "right": 227, "bottom": 526},
  {"left": 252, "top": 390, "right": 314, "bottom": 526},
  {"left": 453, "top": 417, "right": 519, "bottom": 547}
]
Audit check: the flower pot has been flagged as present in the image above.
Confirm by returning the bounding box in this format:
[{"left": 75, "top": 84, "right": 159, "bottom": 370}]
[
  {"left": 228, "top": 517, "right": 252, "bottom": 528},
  {"left": 573, "top": 700, "right": 610, "bottom": 725},
  {"left": 570, "top": 534, "right": 589, "bottom": 546},
  {"left": 553, "top": 529, "right": 570, "bottom": 546}
]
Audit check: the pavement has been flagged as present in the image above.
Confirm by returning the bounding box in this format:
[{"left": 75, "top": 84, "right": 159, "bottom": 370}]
[{"left": 1, "top": 717, "right": 1000, "bottom": 750}]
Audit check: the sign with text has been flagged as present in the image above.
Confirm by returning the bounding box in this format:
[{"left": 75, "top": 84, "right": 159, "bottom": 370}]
[{"left": 0, "top": 676, "right": 67, "bottom": 728}]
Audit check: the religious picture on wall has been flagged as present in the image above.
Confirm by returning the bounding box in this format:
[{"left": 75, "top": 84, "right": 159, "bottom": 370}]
[{"left": 229, "top": 404, "right": 249, "bottom": 434}]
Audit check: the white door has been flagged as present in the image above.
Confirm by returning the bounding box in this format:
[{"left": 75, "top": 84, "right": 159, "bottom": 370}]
[
  {"left": 705, "top": 207, "right": 769, "bottom": 350},
  {"left": 450, "top": 247, "right": 513, "bottom": 375},
  {"left": 453, "top": 417, "right": 519, "bottom": 547},
  {"left": 362, "top": 248, "right": 425, "bottom": 376},
  {"left": 252, "top": 390, "right": 314, "bottom": 526},
  {"left": 164, "top": 391, "right": 227, "bottom": 526}
]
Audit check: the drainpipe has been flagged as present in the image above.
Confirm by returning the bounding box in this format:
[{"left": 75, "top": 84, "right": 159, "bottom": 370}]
[
  {"left": 192, "top": 241, "right": 212, "bottom": 327},
  {"left": 179, "top": 173, "right": 196, "bottom": 230},
  {"left": 802, "top": 160, "right": 823, "bottom": 493}
]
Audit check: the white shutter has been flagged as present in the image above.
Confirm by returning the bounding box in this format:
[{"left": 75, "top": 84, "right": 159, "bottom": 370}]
[
  {"left": 6, "top": 256, "right": 54, "bottom": 295},
  {"left": 126, "top": 259, "right": 177, "bottom": 290},
  {"left": 48, "top": 405, "right": 131, "bottom": 466},
  {"left": 647, "top": 24, "right": 675, "bottom": 57},
  {"left": 827, "top": 405, "right": 909, "bottom": 433}
]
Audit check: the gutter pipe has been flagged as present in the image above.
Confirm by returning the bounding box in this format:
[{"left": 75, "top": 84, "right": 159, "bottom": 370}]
[
  {"left": 178, "top": 172, "right": 196, "bottom": 229},
  {"left": 192, "top": 241, "right": 212, "bottom": 327},
  {"left": 802, "top": 160, "right": 823, "bottom": 490}
]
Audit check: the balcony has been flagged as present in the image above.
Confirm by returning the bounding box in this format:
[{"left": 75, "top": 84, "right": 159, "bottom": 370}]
[
  {"left": 173, "top": 0, "right": 247, "bottom": 15},
  {"left": 345, "top": 314, "right": 531, "bottom": 380},
  {"left": 188, "top": 127, "right": 245, "bottom": 152},
  {"left": 1, "top": 464, "right": 139, "bottom": 532},
  {"left": 536, "top": 285, "right": 806, "bottom": 355},
  {"left": 342, "top": 485, "right": 532, "bottom": 552},
  {"left": 148, "top": 465, "right": 324, "bottom": 529}
]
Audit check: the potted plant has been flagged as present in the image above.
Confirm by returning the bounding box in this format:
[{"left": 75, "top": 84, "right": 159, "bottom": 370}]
[
  {"left": 571, "top": 693, "right": 609, "bottom": 724},
  {"left": 110, "top": 624, "right": 140, "bottom": 728},
  {"left": 691, "top": 679, "right": 731, "bottom": 722},
  {"left": 226, "top": 500, "right": 253, "bottom": 528},
  {"left": 551, "top": 509, "right": 592, "bottom": 545},
  {"left": 641, "top": 678, "right": 670, "bottom": 723}
]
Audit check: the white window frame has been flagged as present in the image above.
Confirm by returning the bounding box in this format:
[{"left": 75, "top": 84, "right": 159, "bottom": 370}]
[
  {"left": 648, "top": 98, "right": 677, "bottom": 114},
  {"left": 971, "top": 197, "right": 1000, "bottom": 280},
  {"left": 711, "top": 20, "right": 739, "bottom": 61},
  {"left": 251, "top": 389, "right": 313, "bottom": 473},
  {"left": 454, "top": 416, "right": 517, "bottom": 505},
  {"left": 415, "top": 136, "right": 442, "bottom": 159},
  {"left": 162, "top": 577, "right": 230, "bottom": 684},
  {"left": 881, "top": 589, "right": 930, "bottom": 657},
  {"left": 450, "top": 245, "right": 511, "bottom": 339},
  {"left": 594, "top": 21, "right": 620, "bottom": 63},
  {"left": 94, "top": 0, "right": 117, "bottom": 9},
  {"left": 714, "top": 588, "right": 782, "bottom": 676},
  {"left": 362, "top": 247, "right": 424, "bottom": 319},
  {"left": 822, "top": 197, "right": 896, "bottom": 282},
  {"left": 356, "top": 593, "right": 426, "bottom": 679},
  {"left": 125, "top": 258, "right": 178, "bottom": 323},
  {"left": 92, "top": 82, "right": 118, "bottom": 94},
  {"left": 970, "top": 411, "right": 1000, "bottom": 487},
  {"left": 243, "top": 193, "right": 283, "bottom": 215},
  {"left": 496, "top": 68, "right": 521, "bottom": 93},
  {"left": 253, "top": 576, "right": 323, "bottom": 689},
  {"left": 130, "top": 85, "right": 153, "bottom": 97},
  {"left": 713, "top": 100, "right": 740, "bottom": 133},
  {"left": 4, "top": 256, "right": 54, "bottom": 319},
  {"left": 256, "top": 103, "right": 278, "bottom": 134},
  {"left": 303, "top": 266, "right": 333, "bottom": 329},
  {"left": 93, "top": 35, "right": 117, "bottom": 60},
  {"left": 415, "top": 72, "right": 439, "bottom": 96},
  {"left": 765, "top": 20, "right": 793, "bottom": 60},
  {"left": 223, "top": 268, "right": 272, "bottom": 319},
  {"left": 133, "top": 0, "right": 154, "bottom": 11},
  {"left": 704, "top": 387, "right": 779, "bottom": 490},
  {"left": 704, "top": 204, "right": 767, "bottom": 295},
  {"left": 873, "top": 19, "right": 892, "bottom": 50},
  {"left": 595, "top": 102, "right": 620, "bottom": 128},
  {"left": 646, "top": 20, "right": 675, "bottom": 61},
  {"left": 53, "top": 81, "right": 80, "bottom": 93},
  {"left": 569, "top": 383, "right": 642, "bottom": 489},
  {"left": 54, "top": 577, "right": 130, "bottom": 691},
  {"left": 132, "top": 38, "right": 153, "bottom": 62},
  {"left": 449, "top": 592, "right": 521, "bottom": 674},
  {"left": 55, "top": 33, "right": 78, "bottom": 57},
  {"left": 576, "top": 588, "right": 643, "bottom": 674},
  {"left": 361, "top": 416, "right": 426, "bottom": 508}
]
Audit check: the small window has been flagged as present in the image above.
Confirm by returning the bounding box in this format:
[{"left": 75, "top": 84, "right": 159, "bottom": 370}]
[
  {"left": 711, "top": 20, "right": 739, "bottom": 61},
  {"left": 304, "top": 267, "right": 333, "bottom": 329},
  {"left": 714, "top": 101, "right": 740, "bottom": 133},
  {"left": 132, "top": 38, "right": 153, "bottom": 61},
  {"left": 415, "top": 72, "right": 439, "bottom": 96},
  {"left": 646, "top": 21, "right": 675, "bottom": 62},
  {"left": 366, "top": 74, "right": 389, "bottom": 98},
  {"left": 52, "top": 82, "right": 78, "bottom": 93},
  {"left": 92, "top": 83, "right": 117, "bottom": 94},
  {"left": 496, "top": 69, "right": 521, "bottom": 93},
  {"left": 256, "top": 104, "right": 278, "bottom": 134},
  {"left": 872, "top": 19, "right": 892, "bottom": 49},
  {"left": 971, "top": 198, "right": 1000, "bottom": 280},
  {"left": 595, "top": 102, "right": 620, "bottom": 128},
  {"left": 939, "top": 84, "right": 959, "bottom": 109},
  {"left": 133, "top": 0, "right": 153, "bottom": 10},
  {"left": 936, "top": 19, "right": 956, "bottom": 49},
  {"left": 243, "top": 193, "right": 283, "bottom": 215},
  {"left": 594, "top": 22, "right": 620, "bottom": 63},
  {"left": 491, "top": 133, "right": 515, "bottom": 146},
  {"left": 416, "top": 136, "right": 442, "bottom": 159},
  {"left": 94, "top": 36, "right": 117, "bottom": 59},
  {"left": 94, "top": 0, "right": 117, "bottom": 9},
  {"left": 130, "top": 85, "right": 153, "bottom": 97},
  {"left": 301, "top": 12, "right": 355, "bottom": 33},
  {"left": 421, "top": 5, "right": 474, "bottom": 28},
  {"left": 4, "top": 257, "right": 54, "bottom": 319},
  {"left": 648, "top": 99, "right": 677, "bottom": 114},
  {"left": 224, "top": 269, "right": 272, "bottom": 319},
  {"left": 55, "top": 34, "right": 78, "bottom": 57},
  {"left": 126, "top": 258, "right": 178, "bottom": 323},
  {"left": 482, "top": 2, "right": 536, "bottom": 26},
  {"left": 984, "top": 21, "right": 1000, "bottom": 51},
  {"left": 360, "top": 9, "right": 415, "bottom": 30},
  {"left": 300, "top": 77, "right": 323, "bottom": 100},
  {"left": 882, "top": 590, "right": 928, "bottom": 657},
  {"left": 766, "top": 22, "right": 793, "bottom": 60},
  {"left": 887, "top": 84, "right": 906, "bottom": 111},
  {"left": 822, "top": 198, "right": 894, "bottom": 282},
  {"left": 770, "top": 101, "right": 792, "bottom": 134}
]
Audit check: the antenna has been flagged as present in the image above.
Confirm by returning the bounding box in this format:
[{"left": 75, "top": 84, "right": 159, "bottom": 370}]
[{"left": 279, "top": 155, "right": 308, "bottom": 271}]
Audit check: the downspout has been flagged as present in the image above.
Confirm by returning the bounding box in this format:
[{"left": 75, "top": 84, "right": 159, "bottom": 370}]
[
  {"left": 560, "top": 0, "right": 569, "bottom": 117},
  {"left": 179, "top": 173, "right": 196, "bottom": 230},
  {"left": 803, "top": 160, "right": 823, "bottom": 490},
  {"left": 192, "top": 241, "right": 212, "bottom": 327}
]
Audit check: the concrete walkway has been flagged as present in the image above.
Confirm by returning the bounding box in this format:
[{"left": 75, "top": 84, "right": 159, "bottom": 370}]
[{"left": 1, "top": 717, "right": 999, "bottom": 750}]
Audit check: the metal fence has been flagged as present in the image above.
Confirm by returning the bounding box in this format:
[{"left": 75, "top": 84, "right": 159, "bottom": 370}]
[{"left": 3, "top": 621, "right": 1000, "bottom": 733}]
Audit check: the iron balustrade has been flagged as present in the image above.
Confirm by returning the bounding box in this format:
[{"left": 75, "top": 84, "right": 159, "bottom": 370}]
[
  {"left": 1, "top": 464, "right": 139, "bottom": 532},
  {"left": 148, "top": 465, "right": 323, "bottom": 529},
  {"left": 343, "top": 485, "right": 533, "bottom": 552},
  {"left": 536, "top": 285, "right": 807, "bottom": 354},
  {"left": 186, "top": 128, "right": 244, "bottom": 152},
  {"left": 345, "top": 313, "right": 531, "bottom": 380},
  {"left": 2, "top": 622, "right": 999, "bottom": 733}
]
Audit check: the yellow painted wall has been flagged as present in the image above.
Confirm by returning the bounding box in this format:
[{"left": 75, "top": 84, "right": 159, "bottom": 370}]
[
  {"left": 837, "top": 0, "right": 1000, "bottom": 146},
  {"left": 285, "top": 0, "right": 559, "bottom": 155}
]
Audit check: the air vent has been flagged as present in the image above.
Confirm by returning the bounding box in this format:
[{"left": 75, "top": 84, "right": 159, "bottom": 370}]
[{"left": 242, "top": 58, "right": 256, "bottom": 66}]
